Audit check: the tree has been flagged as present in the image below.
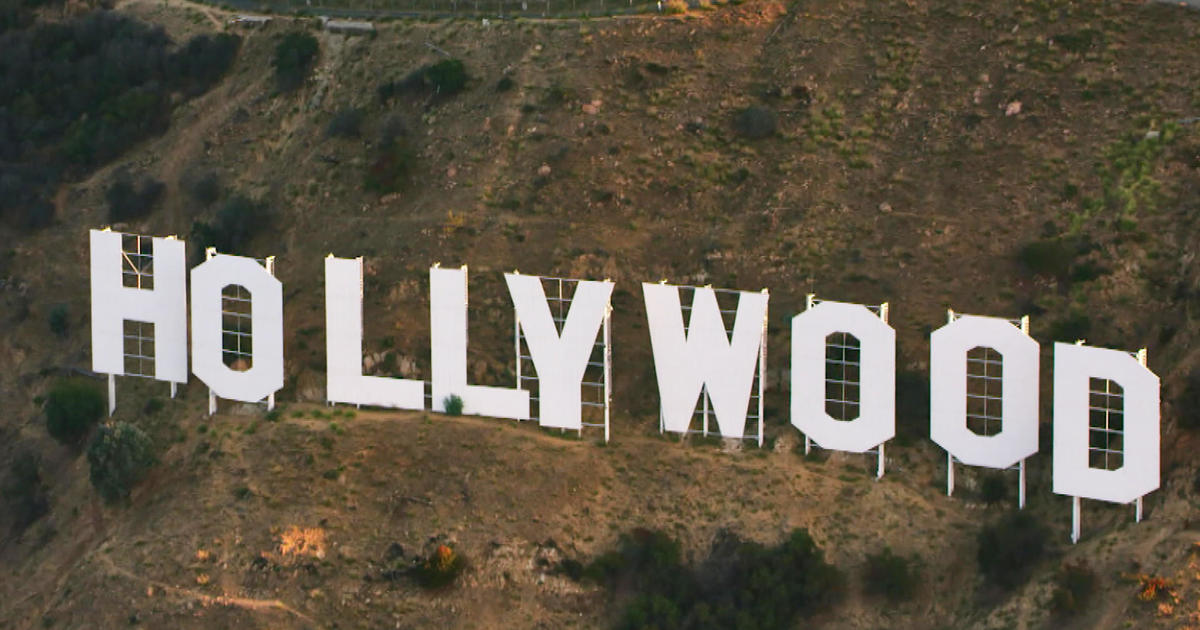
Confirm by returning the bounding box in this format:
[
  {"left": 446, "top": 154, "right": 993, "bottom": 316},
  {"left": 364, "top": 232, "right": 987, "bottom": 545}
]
[
  {"left": 45, "top": 380, "right": 106, "bottom": 446},
  {"left": 87, "top": 422, "right": 156, "bottom": 503},
  {"left": 2, "top": 448, "right": 49, "bottom": 533},
  {"left": 273, "top": 32, "right": 319, "bottom": 92}
]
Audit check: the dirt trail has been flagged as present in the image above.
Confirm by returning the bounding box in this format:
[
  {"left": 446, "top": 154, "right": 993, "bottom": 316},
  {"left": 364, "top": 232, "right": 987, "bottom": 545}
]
[{"left": 98, "top": 553, "right": 319, "bottom": 626}]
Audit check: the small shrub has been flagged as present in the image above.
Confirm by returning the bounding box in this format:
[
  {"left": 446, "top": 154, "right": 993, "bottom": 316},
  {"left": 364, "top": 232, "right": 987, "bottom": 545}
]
[
  {"left": 191, "top": 194, "right": 273, "bottom": 255},
  {"left": 863, "top": 547, "right": 920, "bottom": 602},
  {"left": 496, "top": 76, "right": 515, "bottom": 92},
  {"left": 48, "top": 304, "right": 68, "bottom": 337},
  {"left": 977, "top": 511, "right": 1048, "bottom": 589},
  {"left": 273, "top": 32, "right": 319, "bottom": 92},
  {"left": 180, "top": 168, "right": 221, "bottom": 206},
  {"left": 1022, "top": 237, "right": 1080, "bottom": 278},
  {"left": 426, "top": 59, "right": 468, "bottom": 95},
  {"left": 1178, "top": 368, "right": 1200, "bottom": 430},
  {"left": 364, "top": 141, "right": 417, "bottom": 194},
  {"left": 378, "top": 59, "right": 468, "bottom": 101},
  {"left": 377, "top": 114, "right": 407, "bottom": 146},
  {"left": 2, "top": 449, "right": 50, "bottom": 533},
  {"left": 979, "top": 473, "right": 1009, "bottom": 506},
  {"left": 1050, "top": 560, "right": 1097, "bottom": 615},
  {"left": 443, "top": 394, "right": 464, "bottom": 416},
  {"left": 87, "top": 422, "right": 156, "bottom": 504},
  {"left": 664, "top": 0, "right": 688, "bottom": 14},
  {"left": 894, "top": 370, "right": 930, "bottom": 446},
  {"left": 143, "top": 397, "right": 164, "bottom": 415},
  {"left": 1049, "top": 311, "right": 1091, "bottom": 342},
  {"left": 412, "top": 544, "right": 466, "bottom": 588},
  {"left": 45, "top": 380, "right": 106, "bottom": 446},
  {"left": 106, "top": 173, "right": 164, "bottom": 222},
  {"left": 326, "top": 107, "right": 364, "bottom": 138},
  {"left": 733, "top": 105, "right": 778, "bottom": 139}
]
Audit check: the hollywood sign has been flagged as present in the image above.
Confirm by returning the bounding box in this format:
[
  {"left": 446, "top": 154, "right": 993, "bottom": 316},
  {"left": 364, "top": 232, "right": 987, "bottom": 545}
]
[{"left": 89, "top": 230, "right": 1160, "bottom": 542}]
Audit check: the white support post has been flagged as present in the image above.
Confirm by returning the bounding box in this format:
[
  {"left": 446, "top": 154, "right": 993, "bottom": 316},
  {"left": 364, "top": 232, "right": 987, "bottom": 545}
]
[
  {"left": 876, "top": 442, "right": 885, "bottom": 479},
  {"left": 804, "top": 436, "right": 811, "bottom": 455},
  {"left": 1018, "top": 459, "right": 1026, "bottom": 509},
  {"left": 1135, "top": 496, "right": 1143, "bottom": 523},
  {"left": 265, "top": 255, "right": 276, "bottom": 413},
  {"left": 702, "top": 386, "right": 709, "bottom": 437},
  {"left": 1071, "top": 496, "right": 1081, "bottom": 544},
  {"left": 758, "top": 294, "right": 767, "bottom": 449},
  {"left": 947, "top": 453, "right": 955, "bottom": 496},
  {"left": 170, "top": 382, "right": 177, "bottom": 399},
  {"left": 107, "top": 374, "right": 116, "bottom": 416},
  {"left": 603, "top": 304, "right": 612, "bottom": 444},
  {"left": 208, "top": 390, "right": 217, "bottom": 416},
  {"left": 514, "top": 313, "right": 521, "bottom": 390}
]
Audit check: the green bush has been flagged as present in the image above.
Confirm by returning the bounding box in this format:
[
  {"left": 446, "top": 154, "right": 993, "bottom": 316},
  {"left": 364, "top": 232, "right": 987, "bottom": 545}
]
[
  {"left": 180, "top": 168, "right": 221, "bottom": 206},
  {"left": 894, "top": 370, "right": 930, "bottom": 446},
  {"left": 496, "top": 76, "right": 516, "bottom": 92},
  {"left": 977, "top": 511, "right": 1048, "bottom": 589},
  {"left": 1016, "top": 238, "right": 1086, "bottom": 280},
  {"left": 377, "top": 59, "right": 468, "bottom": 102},
  {"left": 863, "top": 547, "right": 919, "bottom": 602},
  {"left": 87, "top": 422, "right": 156, "bottom": 504},
  {"left": 106, "top": 173, "right": 164, "bottom": 222},
  {"left": 443, "top": 394, "right": 464, "bottom": 416},
  {"left": 273, "top": 32, "right": 319, "bottom": 92},
  {"left": 2, "top": 448, "right": 49, "bottom": 533},
  {"left": 326, "top": 107, "right": 364, "bottom": 138},
  {"left": 48, "top": 304, "right": 68, "bottom": 337},
  {"left": 1048, "top": 311, "right": 1092, "bottom": 343},
  {"left": 586, "top": 528, "right": 842, "bottom": 630},
  {"left": 1179, "top": 368, "right": 1200, "bottom": 430},
  {"left": 1049, "top": 560, "right": 1096, "bottom": 615},
  {"left": 45, "top": 380, "right": 106, "bottom": 446},
  {"left": 364, "top": 141, "right": 418, "bottom": 194},
  {"left": 979, "top": 473, "right": 1009, "bottom": 506},
  {"left": 0, "top": 13, "right": 237, "bottom": 227},
  {"left": 733, "top": 106, "right": 778, "bottom": 139},
  {"left": 191, "top": 194, "right": 273, "bottom": 255},
  {"left": 426, "top": 59, "right": 468, "bottom": 95}
]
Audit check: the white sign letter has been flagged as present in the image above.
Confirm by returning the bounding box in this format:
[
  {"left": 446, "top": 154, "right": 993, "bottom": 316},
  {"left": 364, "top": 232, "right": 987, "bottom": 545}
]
[
  {"left": 930, "top": 315, "right": 1039, "bottom": 468},
  {"left": 191, "top": 254, "right": 284, "bottom": 402},
  {"left": 430, "top": 266, "right": 529, "bottom": 419},
  {"left": 89, "top": 230, "right": 187, "bottom": 383},
  {"left": 642, "top": 283, "right": 768, "bottom": 439},
  {"left": 325, "top": 256, "right": 424, "bottom": 409},
  {"left": 791, "top": 300, "right": 894, "bottom": 452},
  {"left": 505, "top": 274, "right": 613, "bottom": 430},
  {"left": 1053, "top": 343, "right": 1159, "bottom": 505}
]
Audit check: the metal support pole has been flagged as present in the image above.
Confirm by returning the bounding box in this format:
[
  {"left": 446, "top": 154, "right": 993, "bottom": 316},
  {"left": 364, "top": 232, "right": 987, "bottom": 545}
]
[
  {"left": 947, "top": 453, "right": 954, "bottom": 496},
  {"left": 702, "top": 386, "right": 709, "bottom": 437},
  {"left": 758, "top": 295, "right": 767, "bottom": 449},
  {"left": 514, "top": 314, "right": 521, "bottom": 389},
  {"left": 804, "top": 436, "right": 811, "bottom": 455},
  {"left": 170, "top": 382, "right": 178, "bottom": 399},
  {"left": 1136, "top": 496, "right": 1143, "bottom": 523},
  {"left": 603, "top": 305, "right": 611, "bottom": 444},
  {"left": 267, "top": 392, "right": 275, "bottom": 412},
  {"left": 876, "top": 442, "right": 885, "bottom": 479},
  {"left": 208, "top": 390, "right": 217, "bottom": 416},
  {"left": 1071, "top": 496, "right": 1081, "bottom": 544},
  {"left": 107, "top": 374, "right": 116, "bottom": 416},
  {"left": 1018, "top": 459, "right": 1026, "bottom": 509}
]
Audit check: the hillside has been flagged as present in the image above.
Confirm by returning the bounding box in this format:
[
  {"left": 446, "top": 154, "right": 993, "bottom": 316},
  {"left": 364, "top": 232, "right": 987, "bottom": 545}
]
[{"left": 2, "top": 0, "right": 1200, "bottom": 628}]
